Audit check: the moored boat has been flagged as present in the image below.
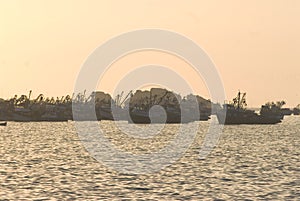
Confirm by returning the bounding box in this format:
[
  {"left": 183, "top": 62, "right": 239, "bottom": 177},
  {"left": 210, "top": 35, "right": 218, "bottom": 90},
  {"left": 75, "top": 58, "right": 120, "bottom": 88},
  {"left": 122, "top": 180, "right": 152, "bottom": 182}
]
[
  {"left": 217, "top": 92, "right": 282, "bottom": 125},
  {"left": 127, "top": 88, "right": 200, "bottom": 124}
]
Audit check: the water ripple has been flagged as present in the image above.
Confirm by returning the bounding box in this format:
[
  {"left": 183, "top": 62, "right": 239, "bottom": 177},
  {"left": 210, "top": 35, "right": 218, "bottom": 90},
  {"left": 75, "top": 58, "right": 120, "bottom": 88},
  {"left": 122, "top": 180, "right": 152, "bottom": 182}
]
[{"left": 0, "top": 116, "right": 299, "bottom": 200}]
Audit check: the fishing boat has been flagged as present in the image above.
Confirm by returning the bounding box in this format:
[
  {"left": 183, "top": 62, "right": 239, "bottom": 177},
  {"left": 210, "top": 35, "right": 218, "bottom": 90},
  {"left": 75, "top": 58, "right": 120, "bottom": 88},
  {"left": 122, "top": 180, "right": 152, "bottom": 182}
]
[
  {"left": 129, "top": 106, "right": 197, "bottom": 124},
  {"left": 0, "top": 91, "right": 74, "bottom": 122},
  {"left": 127, "top": 89, "right": 199, "bottom": 124},
  {"left": 0, "top": 122, "right": 7, "bottom": 126},
  {"left": 217, "top": 91, "right": 282, "bottom": 125}
]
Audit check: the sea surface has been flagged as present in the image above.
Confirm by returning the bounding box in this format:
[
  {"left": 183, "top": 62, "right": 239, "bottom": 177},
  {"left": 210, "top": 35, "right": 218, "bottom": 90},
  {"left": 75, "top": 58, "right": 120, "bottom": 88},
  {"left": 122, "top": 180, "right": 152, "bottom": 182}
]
[{"left": 0, "top": 116, "right": 299, "bottom": 200}]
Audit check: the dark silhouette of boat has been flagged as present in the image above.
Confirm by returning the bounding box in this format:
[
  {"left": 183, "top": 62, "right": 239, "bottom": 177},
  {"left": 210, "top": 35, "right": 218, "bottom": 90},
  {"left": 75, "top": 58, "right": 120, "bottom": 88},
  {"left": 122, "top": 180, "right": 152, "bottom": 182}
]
[
  {"left": 217, "top": 92, "right": 283, "bottom": 125},
  {"left": 0, "top": 121, "right": 7, "bottom": 126},
  {"left": 0, "top": 91, "right": 71, "bottom": 122},
  {"left": 293, "top": 105, "right": 300, "bottom": 115},
  {"left": 128, "top": 89, "right": 200, "bottom": 124}
]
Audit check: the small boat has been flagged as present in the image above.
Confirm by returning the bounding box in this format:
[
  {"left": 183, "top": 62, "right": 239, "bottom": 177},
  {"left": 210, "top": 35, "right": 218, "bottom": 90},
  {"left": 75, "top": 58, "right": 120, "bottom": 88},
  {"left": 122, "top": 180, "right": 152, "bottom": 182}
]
[{"left": 0, "top": 122, "right": 7, "bottom": 126}]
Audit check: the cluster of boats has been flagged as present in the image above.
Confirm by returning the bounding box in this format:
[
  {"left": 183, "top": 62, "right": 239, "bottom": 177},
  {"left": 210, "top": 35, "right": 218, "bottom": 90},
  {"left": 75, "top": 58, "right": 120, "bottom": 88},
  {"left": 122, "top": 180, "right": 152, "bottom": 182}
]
[
  {"left": 0, "top": 89, "right": 298, "bottom": 125},
  {"left": 0, "top": 88, "right": 212, "bottom": 124},
  {"left": 0, "top": 91, "right": 73, "bottom": 122}
]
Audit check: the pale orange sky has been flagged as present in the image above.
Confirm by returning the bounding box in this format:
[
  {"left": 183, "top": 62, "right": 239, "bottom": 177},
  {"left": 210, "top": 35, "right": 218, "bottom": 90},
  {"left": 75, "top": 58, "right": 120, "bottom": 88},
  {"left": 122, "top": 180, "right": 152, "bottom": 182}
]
[{"left": 0, "top": 0, "right": 299, "bottom": 106}]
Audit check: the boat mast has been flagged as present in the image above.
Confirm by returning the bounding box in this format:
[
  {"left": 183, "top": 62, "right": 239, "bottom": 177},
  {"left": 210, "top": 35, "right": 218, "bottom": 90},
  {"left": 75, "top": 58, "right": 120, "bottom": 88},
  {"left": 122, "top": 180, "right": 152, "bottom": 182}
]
[
  {"left": 237, "top": 91, "right": 241, "bottom": 109},
  {"left": 28, "top": 90, "right": 32, "bottom": 100},
  {"left": 241, "top": 93, "right": 246, "bottom": 108},
  {"left": 119, "top": 90, "right": 132, "bottom": 106}
]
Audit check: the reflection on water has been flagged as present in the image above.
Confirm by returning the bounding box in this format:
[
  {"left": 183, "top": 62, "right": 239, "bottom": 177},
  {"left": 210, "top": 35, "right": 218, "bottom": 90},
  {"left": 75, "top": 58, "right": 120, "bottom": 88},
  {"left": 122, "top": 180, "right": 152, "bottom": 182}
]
[{"left": 0, "top": 116, "right": 299, "bottom": 200}]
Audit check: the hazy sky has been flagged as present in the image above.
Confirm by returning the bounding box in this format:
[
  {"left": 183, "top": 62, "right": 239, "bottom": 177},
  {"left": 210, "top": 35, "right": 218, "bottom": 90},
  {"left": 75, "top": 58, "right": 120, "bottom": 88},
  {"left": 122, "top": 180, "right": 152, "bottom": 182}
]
[{"left": 0, "top": 0, "right": 299, "bottom": 106}]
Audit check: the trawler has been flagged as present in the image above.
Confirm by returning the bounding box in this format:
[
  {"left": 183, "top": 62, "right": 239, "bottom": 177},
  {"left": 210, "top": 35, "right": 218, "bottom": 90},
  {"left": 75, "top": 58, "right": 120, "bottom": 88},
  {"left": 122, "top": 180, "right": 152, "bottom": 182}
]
[
  {"left": 128, "top": 89, "right": 200, "bottom": 124},
  {"left": 217, "top": 91, "right": 282, "bottom": 125}
]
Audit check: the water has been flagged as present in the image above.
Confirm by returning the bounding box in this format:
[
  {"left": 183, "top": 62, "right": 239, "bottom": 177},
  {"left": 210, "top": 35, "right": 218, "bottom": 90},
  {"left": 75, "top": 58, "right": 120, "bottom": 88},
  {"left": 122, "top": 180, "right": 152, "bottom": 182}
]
[{"left": 0, "top": 116, "right": 299, "bottom": 200}]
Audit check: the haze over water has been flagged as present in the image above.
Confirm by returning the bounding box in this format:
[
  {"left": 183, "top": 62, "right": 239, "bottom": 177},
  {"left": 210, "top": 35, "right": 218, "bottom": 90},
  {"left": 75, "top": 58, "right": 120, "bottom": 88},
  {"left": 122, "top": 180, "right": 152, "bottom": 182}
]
[{"left": 0, "top": 116, "right": 299, "bottom": 200}]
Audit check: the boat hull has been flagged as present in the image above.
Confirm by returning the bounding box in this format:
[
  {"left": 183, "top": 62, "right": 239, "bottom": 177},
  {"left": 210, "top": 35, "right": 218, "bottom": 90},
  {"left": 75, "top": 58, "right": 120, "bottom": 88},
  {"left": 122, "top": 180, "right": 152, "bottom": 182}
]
[
  {"left": 128, "top": 110, "right": 197, "bottom": 124},
  {"left": 0, "top": 114, "right": 69, "bottom": 122},
  {"left": 217, "top": 111, "right": 282, "bottom": 125}
]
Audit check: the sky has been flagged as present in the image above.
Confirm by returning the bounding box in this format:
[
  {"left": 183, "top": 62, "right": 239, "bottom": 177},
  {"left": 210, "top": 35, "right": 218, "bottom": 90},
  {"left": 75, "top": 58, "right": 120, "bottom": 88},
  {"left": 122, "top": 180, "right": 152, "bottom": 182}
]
[{"left": 0, "top": 0, "right": 299, "bottom": 107}]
